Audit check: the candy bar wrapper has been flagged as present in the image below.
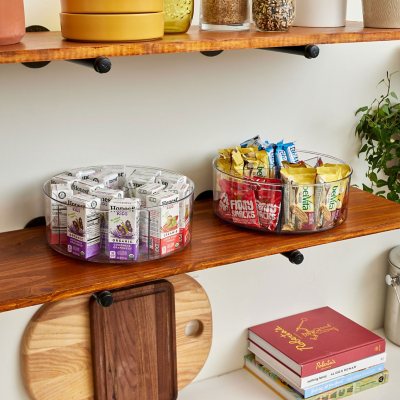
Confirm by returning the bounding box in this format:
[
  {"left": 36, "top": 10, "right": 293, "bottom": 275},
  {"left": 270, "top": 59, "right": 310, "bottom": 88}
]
[
  {"left": 323, "top": 163, "right": 351, "bottom": 221},
  {"left": 275, "top": 144, "right": 288, "bottom": 167},
  {"left": 316, "top": 167, "right": 341, "bottom": 229},
  {"left": 265, "top": 144, "right": 276, "bottom": 171},
  {"left": 280, "top": 168, "right": 317, "bottom": 231},
  {"left": 240, "top": 135, "right": 263, "bottom": 149},
  {"left": 283, "top": 142, "right": 299, "bottom": 163}
]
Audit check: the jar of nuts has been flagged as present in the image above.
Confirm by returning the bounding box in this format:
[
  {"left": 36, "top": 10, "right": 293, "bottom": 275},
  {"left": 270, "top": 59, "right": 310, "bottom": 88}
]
[
  {"left": 200, "top": 0, "right": 250, "bottom": 31},
  {"left": 253, "top": 0, "right": 296, "bottom": 31}
]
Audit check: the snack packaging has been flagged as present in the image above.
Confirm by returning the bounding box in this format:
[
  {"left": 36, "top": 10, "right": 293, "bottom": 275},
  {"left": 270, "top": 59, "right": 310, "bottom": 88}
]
[
  {"left": 230, "top": 188, "right": 260, "bottom": 228},
  {"left": 255, "top": 178, "right": 282, "bottom": 231},
  {"left": 67, "top": 194, "right": 101, "bottom": 259},
  {"left": 275, "top": 143, "right": 288, "bottom": 167},
  {"left": 283, "top": 142, "right": 299, "bottom": 163},
  {"left": 50, "top": 173, "right": 77, "bottom": 188},
  {"left": 89, "top": 171, "right": 119, "bottom": 189},
  {"left": 101, "top": 165, "right": 126, "bottom": 186},
  {"left": 108, "top": 198, "right": 140, "bottom": 261},
  {"left": 71, "top": 180, "right": 105, "bottom": 195},
  {"left": 156, "top": 172, "right": 187, "bottom": 189},
  {"left": 126, "top": 171, "right": 161, "bottom": 196},
  {"left": 92, "top": 188, "right": 124, "bottom": 249},
  {"left": 47, "top": 184, "right": 73, "bottom": 245},
  {"left": 240, "top": 135, "right": 263, "bottom": 149},
  {"left": 146, "top": 191, "right": 180, "bottom": 256},
  {"left": 64, "top": 168, "right": 97, "bottom": 180}
]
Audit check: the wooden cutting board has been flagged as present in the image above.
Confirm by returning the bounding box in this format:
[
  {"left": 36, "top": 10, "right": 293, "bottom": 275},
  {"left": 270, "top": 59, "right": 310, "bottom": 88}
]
[
  {"left": 21, "top": 274, "right": 212, "bottom": 400},
  {"left": 90, "top": 280, "right": 177, "bottom": 400}
]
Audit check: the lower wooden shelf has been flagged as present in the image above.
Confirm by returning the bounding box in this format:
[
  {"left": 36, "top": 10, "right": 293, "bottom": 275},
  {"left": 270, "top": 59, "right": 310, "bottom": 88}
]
[
  {"left": 178, "top": 330, "right": 397, "bottom": 400},
  {"left": 0, "top": 187, "right": 399, "bottom": 313}
]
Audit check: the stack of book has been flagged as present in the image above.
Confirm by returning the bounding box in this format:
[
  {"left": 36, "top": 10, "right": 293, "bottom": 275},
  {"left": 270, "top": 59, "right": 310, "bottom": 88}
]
[{"left": 246, "top": 307, "right": 388, "bottom": 400}]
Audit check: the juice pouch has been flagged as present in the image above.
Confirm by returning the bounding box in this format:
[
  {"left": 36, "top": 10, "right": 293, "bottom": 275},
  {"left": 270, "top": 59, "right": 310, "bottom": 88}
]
[{"left": 230, "top": 189, "right": 260, "bottom": 228}]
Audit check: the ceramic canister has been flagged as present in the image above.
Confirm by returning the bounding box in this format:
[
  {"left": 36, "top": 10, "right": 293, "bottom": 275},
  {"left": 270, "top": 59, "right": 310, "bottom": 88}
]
[
  {"left": 294, "top": 0, "right": 347, "bottom": 27},
  {"left": 384, "top": 246, "right": 400, "bottom": 346},
  {"left": 0, "top": 0, "right": 25, "bottom": 45}
]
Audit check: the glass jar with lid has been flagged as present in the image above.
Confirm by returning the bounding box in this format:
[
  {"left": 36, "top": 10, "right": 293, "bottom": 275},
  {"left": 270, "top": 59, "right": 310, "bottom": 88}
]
[
  {"left": 200, "top": 0, "right": 250, "bottom": 31},
  {"left": 164, "top": 0, "right": 194, "bottom": 33}
]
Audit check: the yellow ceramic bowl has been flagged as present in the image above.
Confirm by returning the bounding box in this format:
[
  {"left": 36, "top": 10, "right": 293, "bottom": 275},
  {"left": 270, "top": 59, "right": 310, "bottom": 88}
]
[
  {"left": 60, "top": 0, "right": 163, "bottom": 14},
  {"left": 60, "top": 13, "right": 164, "bottom": 42}
]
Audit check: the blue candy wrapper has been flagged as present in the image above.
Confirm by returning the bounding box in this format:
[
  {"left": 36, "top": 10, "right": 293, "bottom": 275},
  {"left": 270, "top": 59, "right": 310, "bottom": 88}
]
[{"left": 284, "top": 142, "right": 299, "bottom": 163}]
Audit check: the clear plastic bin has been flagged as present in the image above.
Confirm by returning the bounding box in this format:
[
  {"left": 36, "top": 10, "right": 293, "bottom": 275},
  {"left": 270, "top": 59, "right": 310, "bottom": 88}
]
[
  {"left": 213, "top": 151, "right": 352, "bottom": 234},
  {"left": 44, "top": 165, "right": 194, "bottom": 263}
]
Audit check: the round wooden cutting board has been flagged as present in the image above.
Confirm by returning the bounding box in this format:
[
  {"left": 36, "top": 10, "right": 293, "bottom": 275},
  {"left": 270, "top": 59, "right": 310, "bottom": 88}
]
[{"left": 21, "top": 274, "right": 212, "bottom": 400}]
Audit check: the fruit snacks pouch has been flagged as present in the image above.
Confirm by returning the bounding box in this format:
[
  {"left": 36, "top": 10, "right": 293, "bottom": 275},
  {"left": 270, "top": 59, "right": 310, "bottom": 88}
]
[
  {"left": 255, "top": 178, "right": 282, "bottom": 232},
  {"left": 230, "top": 189, "right": 260, "bottom": 228},
  {"left": 217, "top": 178, "right": 234, "bottom": 221},
  {"left": 316, "top": 167, "right": 341, "bottom": 229}
]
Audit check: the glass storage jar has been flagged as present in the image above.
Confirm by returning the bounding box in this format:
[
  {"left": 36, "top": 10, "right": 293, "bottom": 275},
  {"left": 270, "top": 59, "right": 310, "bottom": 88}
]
[
  {"left": 164, "top": 0, "right": 194, "bottom": 33},
  {"left": 200, "top": 0, "right": 250, "bottom": 31},
  {"left": 253, "top": 0, "right": 296, "bottom": 32}
]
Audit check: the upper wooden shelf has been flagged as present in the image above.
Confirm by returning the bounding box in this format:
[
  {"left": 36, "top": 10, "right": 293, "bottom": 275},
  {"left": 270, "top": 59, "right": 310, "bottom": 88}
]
[
  {"left": 1, "top": 22, "right": 400, "bottom": 64},
  {"left": 0, "top": 187, "right": 399, "bottom": 313}
]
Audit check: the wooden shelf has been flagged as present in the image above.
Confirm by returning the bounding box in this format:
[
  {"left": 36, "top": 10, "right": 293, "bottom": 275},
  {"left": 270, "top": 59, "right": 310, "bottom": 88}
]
[
  {"left": 0, "top": 188, "right": 399, "bottom": 313},
  {"left": 1, "top": 22, "right": 400, "bottom": 64}
]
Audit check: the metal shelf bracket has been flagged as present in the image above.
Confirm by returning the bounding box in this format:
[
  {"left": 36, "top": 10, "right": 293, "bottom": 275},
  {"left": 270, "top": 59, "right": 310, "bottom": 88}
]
[
  {"left": 200, "top": 50, "right": 224, "bottom": 57},
  {"left": 22, "top": 25, "right": 112, "bottom": 73},
  {"left": 259, "top": 44, "right": 320, "bottom": 59},
  {"left": 281, "top": 250, "right": 304, "bottom": 265}
]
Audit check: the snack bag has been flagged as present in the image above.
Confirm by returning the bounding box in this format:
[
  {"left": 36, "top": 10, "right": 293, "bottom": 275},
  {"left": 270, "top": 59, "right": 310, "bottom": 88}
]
[
  {"left": 275, "top": 143, "right": 288, "bottom": 167},
  {"left": 230, "top": 189, "right": 260, "bottom": 228},
  {"left": 217, "top": 178, "right": 234, "bottom": 221},
  {"left": 255, "top": 178, "right": 282, "bottom": 231}
]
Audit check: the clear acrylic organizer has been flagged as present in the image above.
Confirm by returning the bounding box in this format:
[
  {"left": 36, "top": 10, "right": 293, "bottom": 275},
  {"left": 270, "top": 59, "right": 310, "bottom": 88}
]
[
  {"left": 44, "top": 165, "right": 194, "bottom": 263},
  {"left": 213, "top": 151, "right": 352, "bottom": 234}
]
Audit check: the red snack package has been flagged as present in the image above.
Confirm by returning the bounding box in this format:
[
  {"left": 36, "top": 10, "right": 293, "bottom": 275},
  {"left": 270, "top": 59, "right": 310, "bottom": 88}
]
[
  {"left": 230, "top": 189, "right": 260, "bottom": 228},
  {"left": 217, "top": 178, "right": 233, "bottom": 221},
  {"left": 253, "top": 177, "right": 282, "bottom": 232},
  {"left": 257, "top": 188, "right": 282, "bottom": 232}
]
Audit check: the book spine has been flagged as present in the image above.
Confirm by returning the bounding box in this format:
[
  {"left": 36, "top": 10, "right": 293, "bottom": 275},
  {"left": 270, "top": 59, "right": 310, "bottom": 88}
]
[
  {"left": 303, "top": 363, "right": 385, "bottom": 398},
  {"left": 301, "top": 352, "right": 386, "bottom": 387},
  {"left": 302, "top": 339, "right": 385, "bottom": 376},
  {"left": 245, "top": 355, "right": 389, "bottom": 400}
]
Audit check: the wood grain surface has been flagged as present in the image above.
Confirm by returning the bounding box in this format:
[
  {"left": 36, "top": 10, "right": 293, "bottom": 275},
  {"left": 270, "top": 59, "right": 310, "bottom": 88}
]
[
  {"left": 1, "top": 22, "right": 400, "bottom": 64},
  {"left": 0, "top": 188, "right": 400, "bottom": 313},
  {"left": 21, "top": 274, "right": 212, "bottom": 400},
  {"left": 90, "top": 281, "right": 177, "bottom": 400}
]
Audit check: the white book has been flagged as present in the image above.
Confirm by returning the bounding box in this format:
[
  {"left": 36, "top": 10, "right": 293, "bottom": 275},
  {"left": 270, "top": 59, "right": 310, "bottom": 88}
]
[{"left": 248, "top": 340, "right": 386, "bottom": 390}]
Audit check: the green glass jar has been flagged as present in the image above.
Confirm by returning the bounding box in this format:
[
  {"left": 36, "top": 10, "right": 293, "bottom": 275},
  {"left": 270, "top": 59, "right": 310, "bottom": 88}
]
[{"left": 164, "top": 0, "right": 194, "bottom": 33}]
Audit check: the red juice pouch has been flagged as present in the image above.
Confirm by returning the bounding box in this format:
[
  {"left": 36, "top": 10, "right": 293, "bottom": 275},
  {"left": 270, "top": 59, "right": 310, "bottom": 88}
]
[{"left": 230, "top": 189, "right": 260, "bottom": 228}]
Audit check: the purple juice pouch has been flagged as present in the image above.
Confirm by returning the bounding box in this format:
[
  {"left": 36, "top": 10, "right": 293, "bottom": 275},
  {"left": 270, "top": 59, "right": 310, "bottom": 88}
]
[
  {"left": 67, "top": 194, "right": 101, "bottom": 259},
  {"left": 284, "top": 142, "right": 299, "bottom": 163},
  {"left": 108, "top": 198, "right": 140, "bottom": 261}
]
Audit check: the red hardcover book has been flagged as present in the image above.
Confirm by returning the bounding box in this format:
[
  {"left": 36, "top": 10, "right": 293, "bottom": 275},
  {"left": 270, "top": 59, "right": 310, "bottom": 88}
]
[{"left": 248, "top": 307, "right": 385, "bottom": 377}]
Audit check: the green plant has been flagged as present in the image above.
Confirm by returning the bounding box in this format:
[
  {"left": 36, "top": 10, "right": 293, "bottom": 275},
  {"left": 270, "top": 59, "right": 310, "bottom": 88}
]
[{"left": 355, "top": 72, "right": 400, "bottom": 202}]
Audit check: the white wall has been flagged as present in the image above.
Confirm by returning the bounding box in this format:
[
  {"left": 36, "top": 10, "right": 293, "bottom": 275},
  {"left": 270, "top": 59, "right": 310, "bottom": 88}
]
[{"left": 0, "top": 1, "right": 399, "bottom": 398}]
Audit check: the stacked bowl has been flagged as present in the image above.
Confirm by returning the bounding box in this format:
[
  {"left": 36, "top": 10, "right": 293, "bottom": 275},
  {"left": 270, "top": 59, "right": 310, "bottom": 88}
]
[{"left": 60, "top": 0, "right": 164, "bottom": 42}]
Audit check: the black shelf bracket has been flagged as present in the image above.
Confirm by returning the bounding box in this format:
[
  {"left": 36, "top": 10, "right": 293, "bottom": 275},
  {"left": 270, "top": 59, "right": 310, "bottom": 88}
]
[
  {"left": 259, "top": 44, "right": 320, "bottom": 59},
  {"left": 22, "top": 25, "right": 112, "bottom": 73},
  {"left": 93, "top": 291, "right": 114, "bottom": 308},
  {"left": 200, "top": 50, "right": 224, "bottom": 57},
  {"left": 281, "top": 250, "right": 304, "bottom": 265}
]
